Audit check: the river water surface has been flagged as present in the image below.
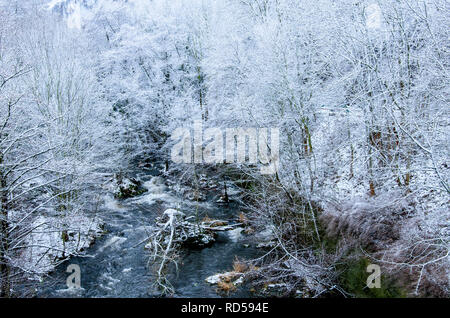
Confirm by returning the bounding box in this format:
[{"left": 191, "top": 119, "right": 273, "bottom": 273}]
[{"left": 37, "top": 165, "right": 260, "bottom": 298}]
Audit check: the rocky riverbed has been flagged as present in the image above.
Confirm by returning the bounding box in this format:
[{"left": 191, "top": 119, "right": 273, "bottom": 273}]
[{"left": 35, "top": 163, "right": 269, "bottom": 297}]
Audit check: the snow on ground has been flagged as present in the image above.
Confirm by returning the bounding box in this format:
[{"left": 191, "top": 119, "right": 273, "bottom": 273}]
[{"left": 11, "top": 212, "right": 103, "bottom": 280}]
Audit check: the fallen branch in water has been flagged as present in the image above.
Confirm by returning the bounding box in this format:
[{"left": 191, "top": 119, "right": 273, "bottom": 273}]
[
  {"left": 145, "top": 209, "right": 223, "bottom": 295},
  {"left": 146, "top": 209, "right": 182, "bottom": 295}
]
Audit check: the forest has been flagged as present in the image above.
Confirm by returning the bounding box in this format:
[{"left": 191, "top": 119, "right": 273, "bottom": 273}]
[{"left": 0, "top": 0, "right": 448, "bottom": 298}]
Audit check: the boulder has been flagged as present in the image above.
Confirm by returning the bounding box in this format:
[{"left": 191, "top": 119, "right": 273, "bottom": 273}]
[
  {"left": 182, "top": 225, "right": 216, "bottom": 249},
  {"left": 114, "top": 176, "right": 148, "bottom": 199},
  {"left": 205, "top": 271, "right": 243, "bottom": 285},
  {"left": 152, "top": 209, "right": 216, "bottom": 250},
  {"left": 185, "top": 190, "right": 206, "bottom": 202}
]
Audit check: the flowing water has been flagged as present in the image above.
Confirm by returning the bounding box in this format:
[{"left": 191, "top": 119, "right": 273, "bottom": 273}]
[{"left": 37, "top": 165, "right": 261, "bottom": 298}]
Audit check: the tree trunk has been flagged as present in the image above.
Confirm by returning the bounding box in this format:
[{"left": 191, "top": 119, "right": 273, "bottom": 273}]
[{"left": 0, "top": 155, "right": 10, "bottom": 297}]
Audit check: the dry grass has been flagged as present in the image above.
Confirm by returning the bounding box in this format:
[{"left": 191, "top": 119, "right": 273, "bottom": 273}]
[
  {"left": 238, "top": 212, "right": 247, "bottom": 224},
  {"left": 217, "top": 281, "right": 237, "bottom": 293},
  {"left": 211, "top": 220, "right": 228, "bottom": 227},
  {"left": 202, "top": 215, "right": 227, "bottom": 227},
  {"left": 202, "top": 215, "right": 212, "bottom": 223},
  {"left": 233, "top": 257, "right": 248, "bottom": 273},
  {"left": 221, "top": 273, "right": 235, "bottom": 283},
  {"left": 244, "top": 227, "right": 255, "bottom": 234}
]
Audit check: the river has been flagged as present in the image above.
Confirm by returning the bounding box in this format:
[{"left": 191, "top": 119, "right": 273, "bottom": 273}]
[{"left": 36, "top": 163, "right": 261, "bottom": 298}]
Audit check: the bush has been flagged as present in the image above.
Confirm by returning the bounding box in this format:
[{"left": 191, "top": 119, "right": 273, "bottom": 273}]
[{"left": 339, "top": 258, "right": 406, "bottom": 298}]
